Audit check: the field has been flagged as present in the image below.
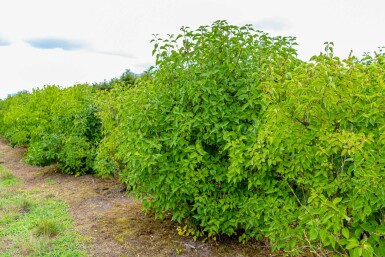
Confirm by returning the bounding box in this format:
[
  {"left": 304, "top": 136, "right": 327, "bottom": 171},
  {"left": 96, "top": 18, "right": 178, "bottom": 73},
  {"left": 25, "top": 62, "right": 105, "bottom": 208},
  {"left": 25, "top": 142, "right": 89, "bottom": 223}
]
[{"left": 1, "top": 21, "right": 385, "bottom": 256}]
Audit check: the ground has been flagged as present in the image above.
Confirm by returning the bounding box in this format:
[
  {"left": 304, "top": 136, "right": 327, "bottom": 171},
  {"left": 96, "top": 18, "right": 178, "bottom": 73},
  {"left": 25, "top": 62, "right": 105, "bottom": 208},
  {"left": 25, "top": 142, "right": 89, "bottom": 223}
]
[{"left": 0, "top": 137, "right": 292, "bottom": 257}]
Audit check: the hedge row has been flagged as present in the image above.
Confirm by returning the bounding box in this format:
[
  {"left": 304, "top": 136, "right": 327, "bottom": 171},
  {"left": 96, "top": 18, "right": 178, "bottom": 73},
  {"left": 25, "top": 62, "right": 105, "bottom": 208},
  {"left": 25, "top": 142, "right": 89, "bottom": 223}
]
[
  {"left": 1, "top": 21, "right": 385, "bottom": 256},
  {"left": 0, "top": 85, "right": 101, "bottom": 175}
]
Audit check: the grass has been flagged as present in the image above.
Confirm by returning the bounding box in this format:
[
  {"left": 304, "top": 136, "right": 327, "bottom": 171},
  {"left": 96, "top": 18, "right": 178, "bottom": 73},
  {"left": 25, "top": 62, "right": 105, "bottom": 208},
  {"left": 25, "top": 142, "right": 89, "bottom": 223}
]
[
  {"left": 0, "top": 165, "right": 17, "bottom": 187},
  {"left": 0, "top": 164, "right": 87, "bottom": 257},
  {"left": 34, "top": 220, "right": 60, "bottom": 237}
]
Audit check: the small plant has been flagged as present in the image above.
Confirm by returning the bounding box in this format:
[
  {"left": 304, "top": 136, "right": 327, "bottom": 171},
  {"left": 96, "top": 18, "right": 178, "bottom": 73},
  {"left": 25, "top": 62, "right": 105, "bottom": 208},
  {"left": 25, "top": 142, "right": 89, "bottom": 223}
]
[
  {"left": 18, "top": 233, "right": 50, "bottom": 256},
  {"left": 17, "top": 199, "right": 33, "bottom": 213},
  {"left": 34, "top": 220, "right": 60, "bottom": 237},
  {"left": 0, "top": 166, "right": 17, "bottom": 186},
  {"left": 0, "top": 171, "right": 13, "bottom": 180},
  {"left": 46, "top": 179, "right": 56, "bottom": 184}
]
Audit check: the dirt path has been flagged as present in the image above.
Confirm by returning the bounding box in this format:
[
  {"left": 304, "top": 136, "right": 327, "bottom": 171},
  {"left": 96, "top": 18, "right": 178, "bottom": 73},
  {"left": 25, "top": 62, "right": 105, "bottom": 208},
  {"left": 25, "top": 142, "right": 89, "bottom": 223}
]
[{"left": 0, "top": 138, "right": 277, "bottom": 257}]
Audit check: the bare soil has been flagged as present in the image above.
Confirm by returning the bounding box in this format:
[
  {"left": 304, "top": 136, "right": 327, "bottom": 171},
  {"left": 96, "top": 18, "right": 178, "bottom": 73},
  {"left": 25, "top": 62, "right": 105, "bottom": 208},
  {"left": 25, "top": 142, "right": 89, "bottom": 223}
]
[{"left": 0, "top": 138, "right": 287, "bottom": 257}]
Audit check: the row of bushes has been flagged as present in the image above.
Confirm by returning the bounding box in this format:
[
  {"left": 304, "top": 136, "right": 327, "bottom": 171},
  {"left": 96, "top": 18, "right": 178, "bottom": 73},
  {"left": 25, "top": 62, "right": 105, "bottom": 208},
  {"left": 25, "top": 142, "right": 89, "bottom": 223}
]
[
  {"left": 1, "top": 21, "right": 385, "bottom": 256},
  {"left": 0, "top": 85, "right": 102, "bottom": 175}
]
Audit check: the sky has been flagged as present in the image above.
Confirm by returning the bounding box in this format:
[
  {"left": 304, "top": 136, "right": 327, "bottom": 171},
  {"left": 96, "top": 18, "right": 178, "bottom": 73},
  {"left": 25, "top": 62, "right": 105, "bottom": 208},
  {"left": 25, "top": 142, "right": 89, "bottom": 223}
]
[{"left": 0, "top": 0, "right": 385, "bottom": 99}]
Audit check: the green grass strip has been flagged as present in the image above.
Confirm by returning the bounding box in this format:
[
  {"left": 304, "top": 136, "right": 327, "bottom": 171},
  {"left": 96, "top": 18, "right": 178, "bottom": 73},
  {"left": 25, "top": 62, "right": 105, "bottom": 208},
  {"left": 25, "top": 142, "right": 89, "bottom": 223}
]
[{"left": 0, "top": 164, "right": 87, "bottom": 257}]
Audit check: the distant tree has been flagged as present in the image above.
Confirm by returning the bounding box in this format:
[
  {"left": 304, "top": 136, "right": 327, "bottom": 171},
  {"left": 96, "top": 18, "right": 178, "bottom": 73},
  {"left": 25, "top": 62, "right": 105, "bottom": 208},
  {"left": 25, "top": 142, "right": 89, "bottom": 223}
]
[
  {"left": 7, "top": 90, "right": 30, "bottom": 98},
  {"left": 93, "top": 69, "right": 139, "bottom": 90},
  {"left": 119, "top": 69, "right": 137, "bottom": 85}
]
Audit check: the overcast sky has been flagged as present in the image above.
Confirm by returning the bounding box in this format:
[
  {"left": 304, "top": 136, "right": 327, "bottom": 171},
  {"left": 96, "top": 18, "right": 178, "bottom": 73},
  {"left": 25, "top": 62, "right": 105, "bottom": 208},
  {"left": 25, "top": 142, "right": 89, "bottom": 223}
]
[{"left": 0, "top": 0, "right": 384, "bottom": 99}]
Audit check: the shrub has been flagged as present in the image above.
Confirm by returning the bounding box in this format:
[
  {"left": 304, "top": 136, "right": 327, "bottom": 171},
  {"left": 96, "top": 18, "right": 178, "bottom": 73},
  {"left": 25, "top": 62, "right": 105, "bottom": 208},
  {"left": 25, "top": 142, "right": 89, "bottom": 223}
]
[
  {"left": 105, "top": 20, "right": 302, "bottom": 245},
  {"left": 0, "top": 85, "right": 101, "bottom": 175},
  {"left": 2, "top": 20, "right": 385, "bottom": 256},
  {"left": 92, "top": 69, "right": 138, "bottom": 91},
  {"left": 48, "top": 85, "right": 101, "bottom": 175},
  {"left": 94, "top": 73, "right": 152, "bottom": 178},
  {"left": 0, "top": 91, "right": 33, "bottom": 146},
  {"left": 98, "top": 21, "right": 385, "bottom": 256}
]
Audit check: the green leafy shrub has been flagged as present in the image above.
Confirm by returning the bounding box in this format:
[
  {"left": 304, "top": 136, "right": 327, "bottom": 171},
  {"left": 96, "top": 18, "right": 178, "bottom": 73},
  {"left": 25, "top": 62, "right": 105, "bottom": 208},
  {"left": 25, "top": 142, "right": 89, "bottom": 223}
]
[
  {"left": 100, "top": 20, "right": 303, "bottom": 245},
  {"left": 92, "top": 69, "right": 138, "bottom": 91},
  {"left": 94, "top": 74, "right": 151, "bottom": 178},
  {"left": 96, "top": 21, "right": 385, "bottom": 256},
  {"left": 2, "top": 20, "right": 385, "bottom": 256},
  {"left": 94, "top": 85, "right": 128, "bottom": 177},
  {"left": 260, "top": 46, "right": 385, "bottom": 256},
  {"left": 0, "top": 91, "right": 33, "bottom": 146},
  {"left": 0, "top": 85, "right": 101, "bottom": 175},
  {"left": 26, "top": 133, "right": 61, "bottom": 166},
  {"left": 48, "top": 85, "right": 101, "bottom": 175}
]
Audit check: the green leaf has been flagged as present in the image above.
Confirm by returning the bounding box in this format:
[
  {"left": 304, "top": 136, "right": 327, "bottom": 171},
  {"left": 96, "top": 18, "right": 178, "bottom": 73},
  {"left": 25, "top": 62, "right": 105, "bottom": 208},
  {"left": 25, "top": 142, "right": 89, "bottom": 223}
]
[
  {"left": 309, "top": 227, "right": 318, "bottom": 240},
  {"left": 346, "top": 239, "right": 360, "bottom": 250},
  {"left": 351, "top": 247, "right": 362, "bottom": 257},
  {"left": 342, "top": 228, "right": 350, "bottom": 239}
]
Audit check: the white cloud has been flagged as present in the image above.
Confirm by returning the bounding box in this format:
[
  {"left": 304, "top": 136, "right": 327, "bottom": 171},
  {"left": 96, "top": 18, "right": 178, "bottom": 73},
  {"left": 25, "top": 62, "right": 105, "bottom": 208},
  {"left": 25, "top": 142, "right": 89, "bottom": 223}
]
[
  {"left": 250, "top": 17, "right": 291, "bottom": 31},
  {"left": 0, "top": 37, "right": 11, "bottom": 46},
  {"left": 87, "top": 49, "right": 135, "bottom": 59},
  {"left": 0, "top": 43, "right": 142, "bottom": 99},
  {"left": 26, "top": 38, "right": 85, "bottom": 50}
]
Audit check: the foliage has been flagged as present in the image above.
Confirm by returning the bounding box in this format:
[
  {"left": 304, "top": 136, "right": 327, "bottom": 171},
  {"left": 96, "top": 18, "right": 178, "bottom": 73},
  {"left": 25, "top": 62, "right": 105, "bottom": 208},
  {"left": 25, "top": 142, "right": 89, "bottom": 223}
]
[
  {"left": 2, "top": 20, "right": 385, "bottom": 256},
  {"left": 92, "top": 69, "right": 138, "bottom": 91},
  {"left": 100, "top": 19, "right": 303, "bottom": 246},
  {"left": 0, "top": 85, "right": 101, "bottom": 175},
  {"left": 95, "top": 21, "right": 385, "bottom": 256},
  {"left": 0, "top": 90, "right": 32, "bottom": 146},
  {"left": 94, "top": 73, "right": 152, "bottom": 178}
]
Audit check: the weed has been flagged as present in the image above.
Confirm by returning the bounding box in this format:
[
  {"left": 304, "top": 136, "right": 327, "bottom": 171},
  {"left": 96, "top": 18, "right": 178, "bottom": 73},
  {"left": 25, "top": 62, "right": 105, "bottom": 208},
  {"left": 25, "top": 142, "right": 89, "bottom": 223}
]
[
  {"left": 0, "top": 166, "right": 17, "bottom": 187},
  {"left": 17, "top": 199, "right": 33, "bottom": 213},
  {"left": 17, "top": 233, "right": 49, "bottom": 256},
  {"left": 46, "top": 179, "right": 56, "bottom": 184},
  {"left": 34, "top": 219, "right": 60, "bottom": 237},
  {"left": 0, "top": 171, "right": 14, "bottom": 181}
]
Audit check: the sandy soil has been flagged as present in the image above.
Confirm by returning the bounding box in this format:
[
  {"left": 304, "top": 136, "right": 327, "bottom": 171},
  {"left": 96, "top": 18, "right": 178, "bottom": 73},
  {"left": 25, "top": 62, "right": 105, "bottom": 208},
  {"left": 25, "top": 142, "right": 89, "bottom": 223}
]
[{"left": 0, "top": 137, "right": 286, "bottom": 257}]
